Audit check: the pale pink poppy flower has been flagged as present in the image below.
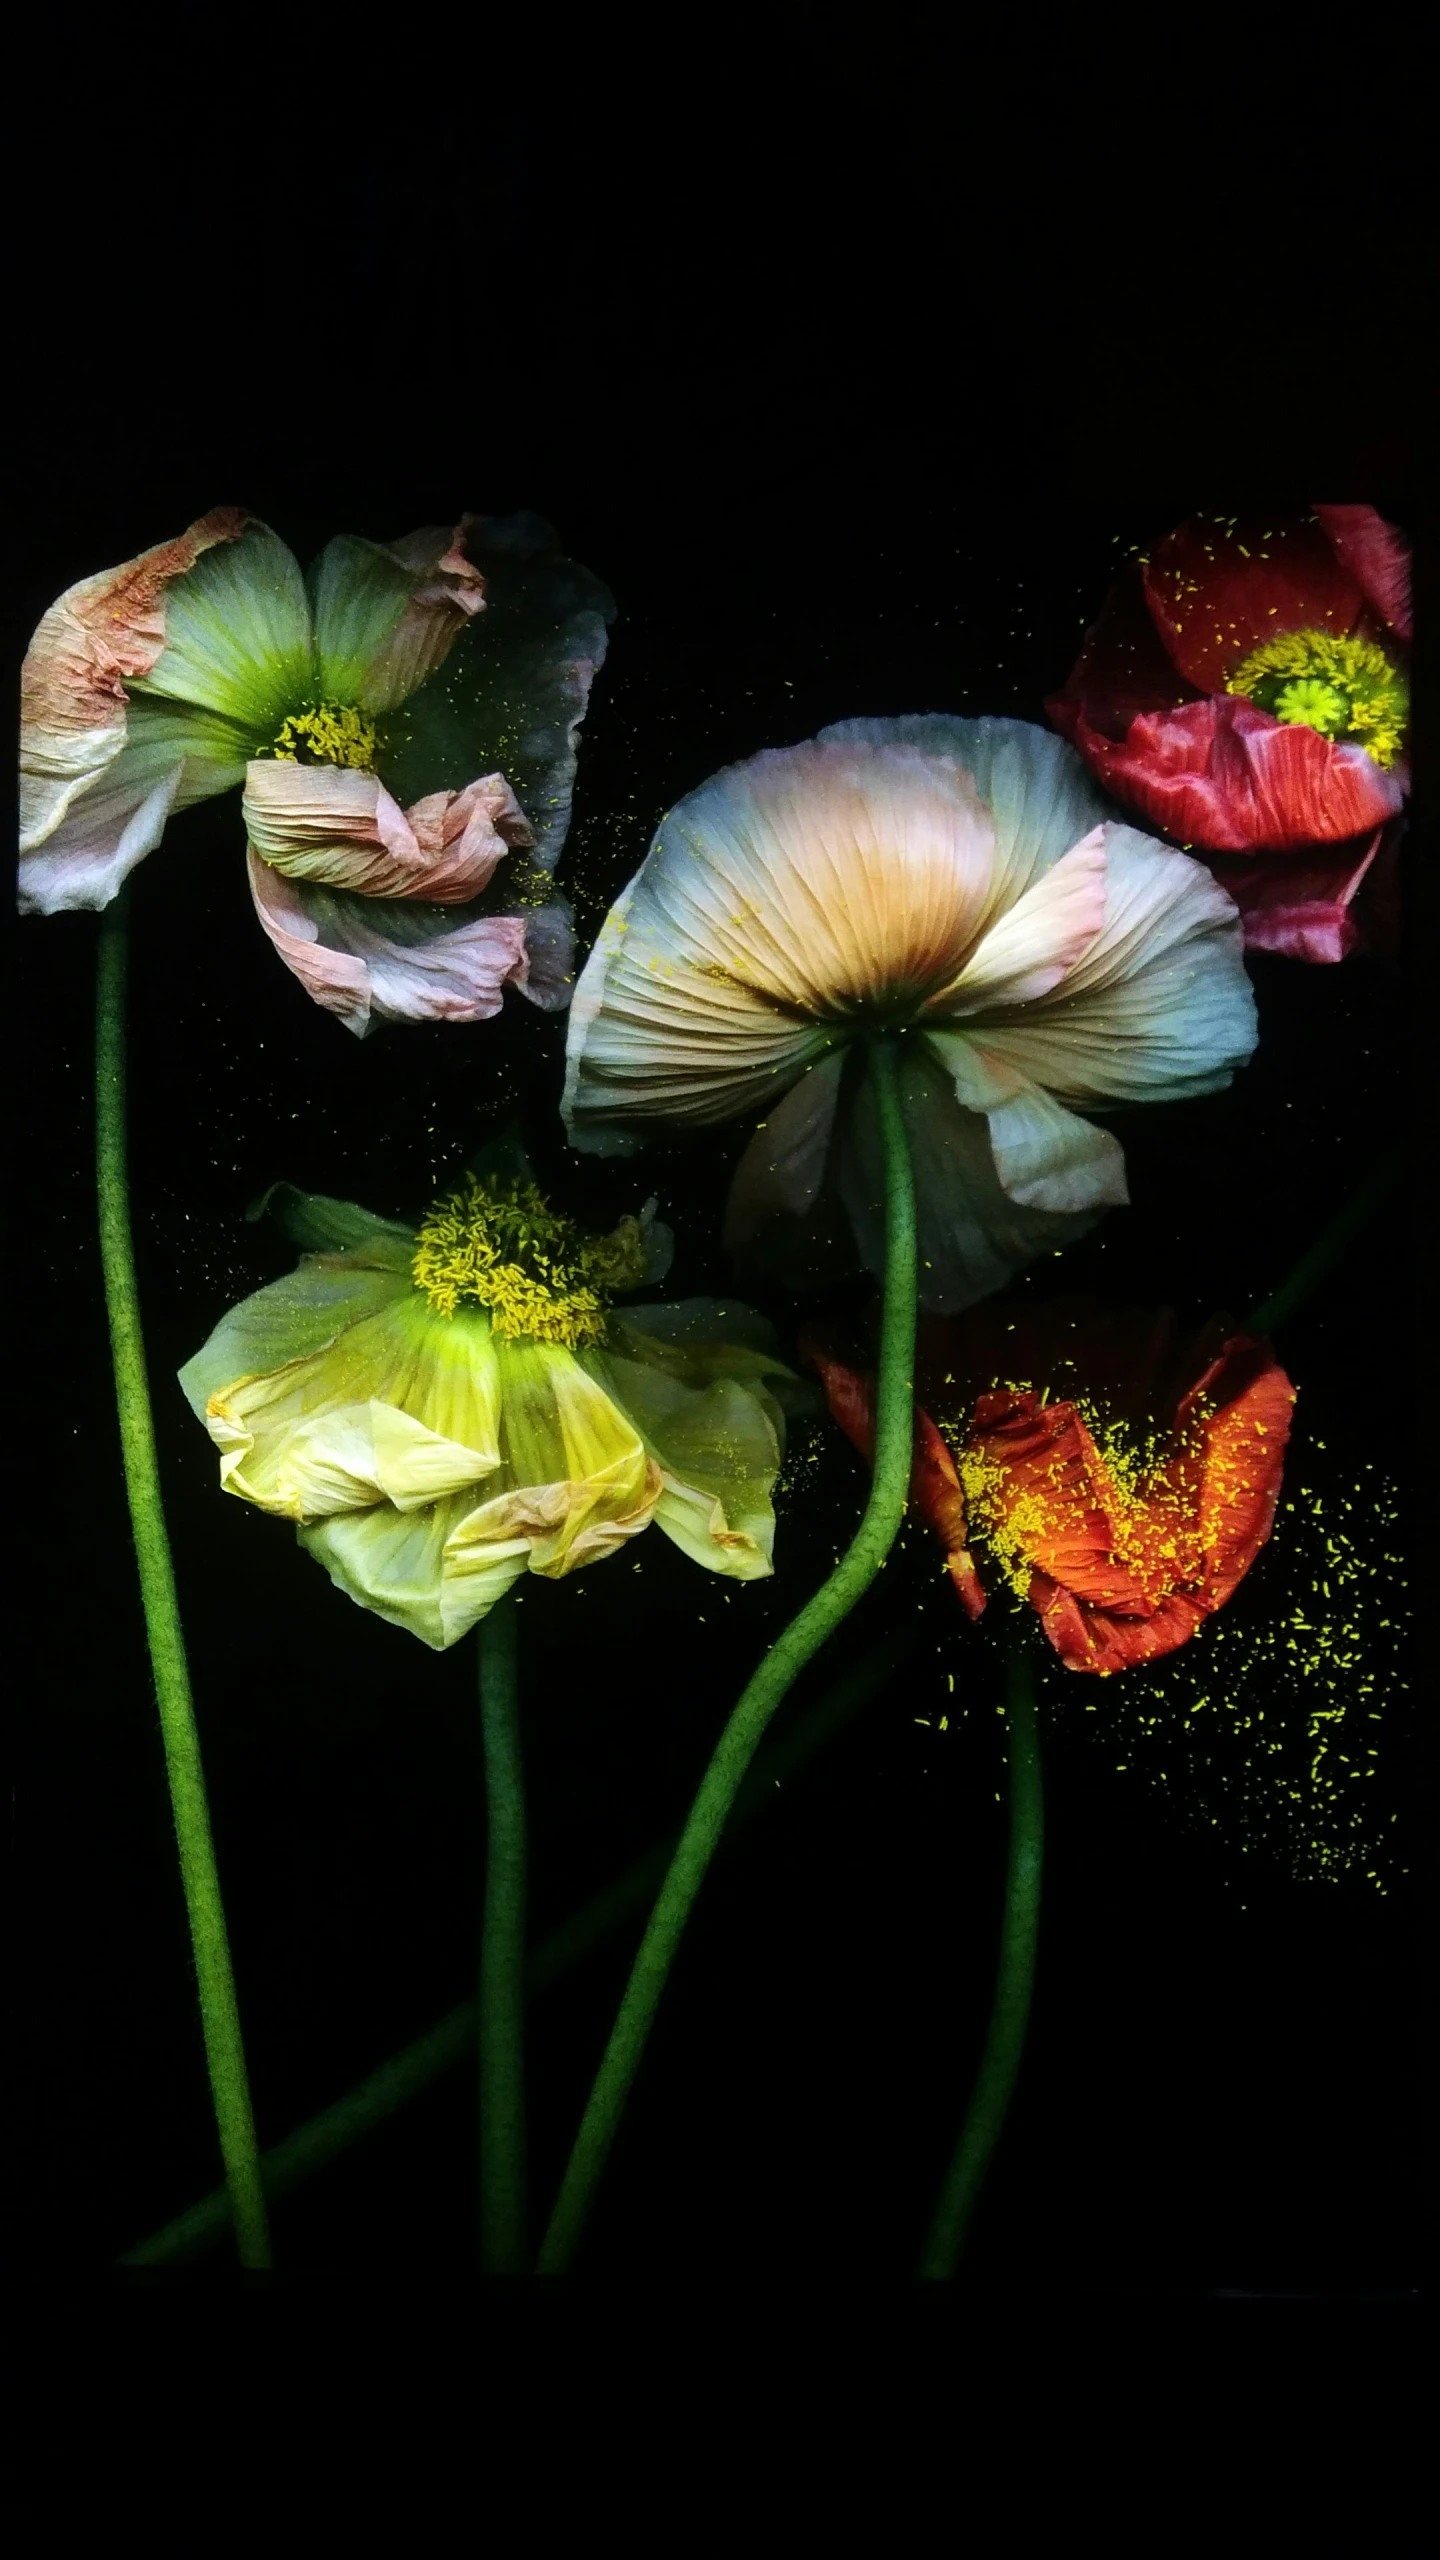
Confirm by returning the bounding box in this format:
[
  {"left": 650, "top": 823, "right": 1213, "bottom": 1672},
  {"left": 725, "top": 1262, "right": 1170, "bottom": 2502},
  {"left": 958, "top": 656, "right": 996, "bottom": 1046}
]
[{"left": 19, "top": 507, "right": 613, "bottom": 1033}]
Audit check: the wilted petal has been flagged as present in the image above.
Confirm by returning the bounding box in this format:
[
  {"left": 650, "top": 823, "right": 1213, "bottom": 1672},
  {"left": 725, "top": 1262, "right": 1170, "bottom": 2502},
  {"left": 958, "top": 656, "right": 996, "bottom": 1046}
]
[
  {"left": 962, "top": 823, "right": 1256, "bottom": 1106},
  {"left": 1313, "top": 505, "right": 1412, "bottom": 640},
  {"left": 301, "top": 1492, "right": 528, "bottom": 1652},
  {"left": 723, "top": 1051, "right": 846, "bottom": 1250},
  {"left": 584, "top": 1328, "right": 784, "bottom": 1578},
  {"left": 130, "top": 520, "right": 314, "bottom": 733},
  {"left": 20, "top": 692, "right": 258, "bottom": 915},
  {"left": 20, "top": 507, "right": 249, "bottom": 857},
  {"left": 309, "top": 520, "right": 485, "bottom": 714},
  {"left": 248, "top": 848, "right": 533, "bottom": 1036},
  {"left": 177, "top": 1245, "right": 414, "bottom": 1423},
  {"left": 469, "top": 1338, "right": 661, "bottom": 1575},
  {"left": 1206, "top": 834, "right": 1382, "bottom": 965},
  {"left": 376, "top": 511, "right": 615, "bottom": 873},
  {"left": 244, "top": 761, "right": 530, "bottom": 905}
]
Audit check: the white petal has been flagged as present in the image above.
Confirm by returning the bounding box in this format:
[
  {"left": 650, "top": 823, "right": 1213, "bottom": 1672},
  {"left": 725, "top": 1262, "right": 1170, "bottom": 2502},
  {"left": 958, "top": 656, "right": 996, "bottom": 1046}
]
[
  {"left": 923, "top": 1030, "right": 1129, "bottom": 1213},
  {"left": 818, "top": 713, "right": 1111, "bottom": 915},
  {"left": 926, "top": 825, "right": 1107, "bottom": 1016},
  {"left": 722, "top": 1051, "right": 846, "bottom": 1250}
]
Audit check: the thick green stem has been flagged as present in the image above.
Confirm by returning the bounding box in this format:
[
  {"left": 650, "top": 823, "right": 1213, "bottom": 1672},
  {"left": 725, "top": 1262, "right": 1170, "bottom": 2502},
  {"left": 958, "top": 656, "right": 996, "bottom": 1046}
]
[
  {"left": 95, "top": 888, "right": 271, "bottom": 2271},
  {"left": 916, "top": 1635, "right": 1043, "bottom": 2279},
  {"left": 536, "top": 1036, "right": 918, "bottom": 2275},
  {"left": 478, "top": 1586, "right": 527, "bottom": 2272},
  {"left": 116, "top": 1629, "right": 916, "bottom": 2268}
]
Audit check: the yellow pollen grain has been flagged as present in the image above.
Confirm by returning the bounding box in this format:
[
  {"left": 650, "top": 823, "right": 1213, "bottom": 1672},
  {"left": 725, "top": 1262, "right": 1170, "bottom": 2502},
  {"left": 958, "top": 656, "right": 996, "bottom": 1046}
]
[
  {"left": 267, "top": 700, "right": 379, "bottom": 771},
  {"left": 410, "top": 1173, "right": 646, "bottom": 1347},
  {"left": 1225, "top": 628, "right": 1407, "bottom": 767}
]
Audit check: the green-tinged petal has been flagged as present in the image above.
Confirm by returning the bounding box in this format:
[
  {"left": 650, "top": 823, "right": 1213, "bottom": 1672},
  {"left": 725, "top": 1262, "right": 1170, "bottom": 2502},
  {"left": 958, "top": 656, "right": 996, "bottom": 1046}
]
[
  {"left": 835, "top": 1040, "right": 1107, "bottom": 1313},
  {"left": 375, "top": 513, "right": 614, "bottom": 872},
  {"left": 309, "top": 524, "right": 484, "bottom": 715},
  {"left": 300, "top": 1493, "right": 528, "bottom": 1652},
  {"left": 608, "top": 1298, "right": 804, "bottom": 1413},
  {"left": 483, "top": 1338, "right": 658, "bottom": 1574},
  {"left": 130, "top": 522, "right": 314, "bottom": 734},
  {"left": 584, "top": 1343, "right": 782, "bottom": 1580},
  {"left": 18, "top": 694, "right": 253, "bottom": 915},
  {"left": 249, "top": 1185, "right": 419, "bottom": 1260},
  {"left": 922, "top": 1029, "right": 1129, "bottom": 1214},
  {"left": 194, "top": 1288, "right": 503, "bottom": 1519},
  {"left": 178, "top": 1255, "right": 413, "bottom": 1422},
  {"left": 967, "top": 822, "right": 1257, "bottom": 1104}
]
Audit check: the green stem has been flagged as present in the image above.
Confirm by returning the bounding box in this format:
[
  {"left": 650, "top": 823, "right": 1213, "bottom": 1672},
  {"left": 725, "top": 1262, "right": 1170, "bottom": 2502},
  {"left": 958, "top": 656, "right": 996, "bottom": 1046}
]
[
  {"left": 95, "top": 887, "right": 271, "bottom": 2270},
  {"left": 535, "top": 1036, "right": 918, "bottom": 2275},
  {"left": 1244, "top": 1140, "right": 1402, "bottom": 1335},
  {"left": 916, "top": 1634, "right": 1043, "bottom": 2279},
  {"left": 478, "top": 1586, "right": 527, "bottom": 2272},
  {"left": 116, "top": 1629, "right": 916, "bottom": 2268}
]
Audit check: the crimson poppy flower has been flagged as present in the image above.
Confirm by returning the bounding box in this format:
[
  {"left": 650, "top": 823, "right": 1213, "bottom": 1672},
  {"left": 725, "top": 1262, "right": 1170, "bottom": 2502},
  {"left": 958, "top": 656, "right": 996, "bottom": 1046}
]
[
  {"left": 1046, "top": 508, "right": 1411, "bottom": 966},
  {"left": 804, "top": 1299, "right": 1295, "bottom": 1675}
]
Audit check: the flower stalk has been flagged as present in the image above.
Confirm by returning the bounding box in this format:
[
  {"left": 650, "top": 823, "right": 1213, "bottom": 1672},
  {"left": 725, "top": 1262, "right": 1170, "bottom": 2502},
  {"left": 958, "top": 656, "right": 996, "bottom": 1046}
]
[
  {"left": 96, "top": 885, "right": 270, "bottom": 2269},
  {"left": 536, "top": 1034, "right": 918, "bottom": 2274},
  {"left": 478, "top": 1586, "right": 527, "bottom": 2272},
  {"left": 916, "top": 1631, "right": 1044, "bottom": 2280}
]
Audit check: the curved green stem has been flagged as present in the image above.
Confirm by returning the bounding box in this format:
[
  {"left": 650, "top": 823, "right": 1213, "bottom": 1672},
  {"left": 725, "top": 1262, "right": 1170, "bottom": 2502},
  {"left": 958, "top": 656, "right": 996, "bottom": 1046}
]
[
  {"left": 536, "top": 1036, "right": 918, "bottom": 2274},
  {"left": 96, "top": 887, "right": 271, "bottom": 2270},
  {"left": 478, "top": 1586, "right": 527, "bottom": 2272},
  {"left": 916, "top": 1634, "right": 1043, "bottom": 2279}
]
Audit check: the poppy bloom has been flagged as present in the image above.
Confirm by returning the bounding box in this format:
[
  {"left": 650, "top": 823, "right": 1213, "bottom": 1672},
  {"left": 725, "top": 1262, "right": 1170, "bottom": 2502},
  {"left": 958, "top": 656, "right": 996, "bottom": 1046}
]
[
  {"left": 563, "top": 717, "right": 1256, "bottom": 1312},
  {"left": 805, "top": 1300, "right": 1295, "bottom": 1674},
  {"left": 20, "top": 507, "right": 613, "bottom": 1032},
  {"left": 1046, "top": 507, "right": 1411, "bottom": 966},
  {"left": 179, "top": 1173, "right": 797, "bottom": 1650}
]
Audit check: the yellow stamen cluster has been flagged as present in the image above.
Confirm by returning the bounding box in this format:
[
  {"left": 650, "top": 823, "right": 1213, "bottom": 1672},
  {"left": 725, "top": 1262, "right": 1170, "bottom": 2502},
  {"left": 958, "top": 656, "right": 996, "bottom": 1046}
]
[
  {"left": 1225, "top": 629, "right": 1407, "bottom": 767},
  {"left": 410, "top": 1174, "right": 647, "bottom": 1346},
  {"left": 266, "top": 701, "right": 378, "bottom": 771}
]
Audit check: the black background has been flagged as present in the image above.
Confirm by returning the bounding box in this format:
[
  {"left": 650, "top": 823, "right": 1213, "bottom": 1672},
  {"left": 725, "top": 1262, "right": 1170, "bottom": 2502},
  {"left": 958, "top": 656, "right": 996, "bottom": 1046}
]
[{"left": 8, "top": 39, "right": 1430, "bottom": 2299}]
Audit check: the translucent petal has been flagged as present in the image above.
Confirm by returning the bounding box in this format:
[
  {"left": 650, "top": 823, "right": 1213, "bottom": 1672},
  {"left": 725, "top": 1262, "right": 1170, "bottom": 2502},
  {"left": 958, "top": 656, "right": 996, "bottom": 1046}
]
[{"left": 131, "top": 522, "right": 314, "bottom": 732}]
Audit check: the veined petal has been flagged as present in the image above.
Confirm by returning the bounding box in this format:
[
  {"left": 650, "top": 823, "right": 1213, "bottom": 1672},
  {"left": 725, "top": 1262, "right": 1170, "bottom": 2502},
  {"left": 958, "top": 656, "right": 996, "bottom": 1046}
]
[
  {"left": 246, "top": 762, "right": 532, "bottom": 902},
  {"left": 584, "top": 1343, "right": 782, "bottom": 1579},
  {"left": 300, "top": 1492, "right": 528, "bottom": 1652},
  {"left": 1142, "top": 514, "right": 1365, "bottom": 691},
  {"left": 469, "top": 1337, "right": 661, "bottom": 1576},
  {"left": 197, "top": 1289, "right": 503, "bottom": 1519},
  {"left": 178, "top": 1251, "right": 414, "bottom": 1422},
  {"left": 836, "top": 1041, "right": 1107, "bottom": 1313},
  {"left": 1313, "top": 504, "right": 1412, "bottom": 640},
  {"left": 376, "top": 511, "right": 615, "bottom": 874},
  {"left": 925, "top": 825, "right": 1107, "bottom": 1016},
  {"left": 961, "top": 823, "right": 1256, "bottom": 1105},
  {"left": 309, "top": 521, "right": 485, "bottom": 715},
  {"left": 130, "top": 521, "right": 315, "bottom": 732},
  {"left": 247, "top": 849, "right": 532, "bottom": 1037},
  {"left": 924, "top": 1032, "right": 1129, "bottom": 1214},
  {"left": 817, "top": 714, "right": 1114, "bottom": 916},
  {"left": 19, "top": 508, "right": 249, "bottom": 854},
  {"left": 722, "top": 1051, "right": 845, "bottom": 1251},
  {"left": 1206, "top": 834, "right": 1381, "bottom": 966},
  {"left": 1076, "top": 694, "right": 1403, "bottom": 854},
  {"left": 19, "top": 693, "right": 254, "bottom": 914}
]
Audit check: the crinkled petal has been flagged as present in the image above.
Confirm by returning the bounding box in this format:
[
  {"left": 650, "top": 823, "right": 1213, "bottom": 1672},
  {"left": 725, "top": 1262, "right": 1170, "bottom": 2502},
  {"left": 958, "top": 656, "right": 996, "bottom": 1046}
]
[
  {"left": 923, "top": 1032, "right": 1129, "bottom": 1214},
  {"left": 247, "top": 848, "right": 533, "bottom": 1036},
  {"left": 244, "top": 762, "right": 528, "bottom": 902},
  {"left": 1142, "top": 514, "right": 1365, "bottom": 692},
  {"left": 300, "top": 1493, "right": 527, "bottom": 1652},
  {"left": 19, "top": 508, "right": 249, "bottom": 854},
  {"left": 474, "top": 1337, "right": 661, "bottom": 1575},
  {"left": 194, "top": 1289, "right": 503, "bottom": 1519},
  {"left": 309, "top": 520, "right": 485, "bottom": 715},
  {"left": 956, "top": 824, "right": 1256, "bottom": 1105},
  {"left": 1313, "top": 504, "right": 1412, "bottom": 640},
  {"left": 1064, "top": 694, "right": 1403, "bottom": 855},
  {"left": 836, "top": 1041, "right": 1107, "bottom": 1314},
  {"left": 128, "top": 520, "right": 314, "bottom": 733},
  {"left": 178, "top": 1249, "right": 413, "bottom": 1423},
  {"left": 1205, "top": 834, "right": 1382, "bottom": 965},
  {"left": 583, "top": 1338, "right": 782, "bottom": 1579},
  {"left": 19, "top": 693, "right": 254, "bottom": 914},
  {"left": 375, "top": 511, "right": 615, "bottom": 873},
  {"left": 925, "top": 825, "right": 1107, "bottom": 1016}
]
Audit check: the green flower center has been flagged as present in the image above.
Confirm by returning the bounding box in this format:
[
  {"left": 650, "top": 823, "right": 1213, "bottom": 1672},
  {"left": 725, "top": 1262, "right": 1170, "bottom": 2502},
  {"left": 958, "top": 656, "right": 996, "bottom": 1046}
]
[
  {"left": 264, "top": 700, "right": 378, "bottom": 771},
  {"left": 411, "top": 1175, "right": 647, "bottom": 1347},
  {"left": 1225, "top": 628, "right": 1407, "bottom": 768}
]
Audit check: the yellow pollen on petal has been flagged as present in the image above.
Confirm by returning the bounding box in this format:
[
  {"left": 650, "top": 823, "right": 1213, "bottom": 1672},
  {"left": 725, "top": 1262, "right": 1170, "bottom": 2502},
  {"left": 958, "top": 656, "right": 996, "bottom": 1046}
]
[
  {"left": 1225, "top": 628, "right": 1407, "bottom": 767},
  {"left": 264, "top": 700, "right": 379, "bottom": 771},
  {"left": 410, "top": 1173, "right": 646, "bottom": 1347}
]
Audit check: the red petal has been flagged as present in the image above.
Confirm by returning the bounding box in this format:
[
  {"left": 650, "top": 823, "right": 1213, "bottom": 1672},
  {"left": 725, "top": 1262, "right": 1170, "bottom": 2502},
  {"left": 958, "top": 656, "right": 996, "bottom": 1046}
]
[
  {"left": 1169, "top": 1338, "right": 1295, "bottom": 1613},
  {"left": 805, "top": 1336, "right": 986, "bottom": 1610},
  {"left": 1142, "top": 514, "right": 1364, "bottom": 692},
  {"left": 1314, "top": 505, "right": 1412, "bottom": 641},
  {"left": 1072, "top": 694, "right": 1403, "bottom": 855},
  {"left": 1205, "top": 833, "right": 1383, "bottom": 965},
  {"left": 968, "top": 1391, "right": 1156, "bottom": 1615},
  {"left": 1045, "top": 559, "right": 1199, "bottom": 745},
  {"left": 1032, "top": 1575, "right": 1206, "bottom": 1675}
]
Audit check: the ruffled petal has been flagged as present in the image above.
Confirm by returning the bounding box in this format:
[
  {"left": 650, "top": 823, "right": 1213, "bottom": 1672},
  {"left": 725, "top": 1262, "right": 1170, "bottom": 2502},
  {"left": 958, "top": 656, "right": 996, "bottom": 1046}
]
[
  {"left": 1065, "top": 694, "right": 1403, "bottom": 855},
  {"left": 817, "top": 713, "right": 1115, "bottom": 908},
  {"left": 375, "top": 511, "right": 615, "bottom": 874},
  {"left": 20, "top": 508, "right": 249, "bottom": 870},
  {"left": 924, "top": 1032, "right": 1129, "bottom": 1214},
  {"left": 247, "top": 847, "right": 534, "bottom": 1036},
  {"left": 1205, "top": 834, "right": 1382, "bottom": 965},
  {"left": 1313, "top": 504, "right": 1412, "bottom": 640},
  {"left": 472, "top": 1338, "right": 661, "bottom": 1575},
  {"left": 19, "top": 692, "right": 255, "bottom": 914},
  {"left": 584, "top": 1331, "right": 783, "bottom": 1579},
  {"left": 1142, "top": 514, "right": 1365, "bottom": 692},
  {"left": 244, "top": 762, "right": 529, "bottom": 901},
  {"left": 299, "top": 1493, "right": 527, "bottom": 1652},
  {"left": 958, "top": 823, "right": 1256, "bottom": 1105},
  {"left": 194, "top": 1289, "right": 503, "bottom": 1519},
  {"left": 308, "top": 520, "right": 485, "bottom": 715},
  {"left": 925, "top": 825, "right": 1107, "bottom": 1016},
  {"left": 128, "top": 521, "right": 314, "bottom": 734}
]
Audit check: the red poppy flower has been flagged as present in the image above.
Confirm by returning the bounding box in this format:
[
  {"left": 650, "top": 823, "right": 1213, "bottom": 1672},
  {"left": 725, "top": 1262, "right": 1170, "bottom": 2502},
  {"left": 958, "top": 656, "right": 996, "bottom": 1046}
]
[
  {"left": 1046, "top": 508, "right": 1411, "bottom": 966},
  {"left": 803, "top": 1300, "right": 1295, "bottom": 1675}
]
